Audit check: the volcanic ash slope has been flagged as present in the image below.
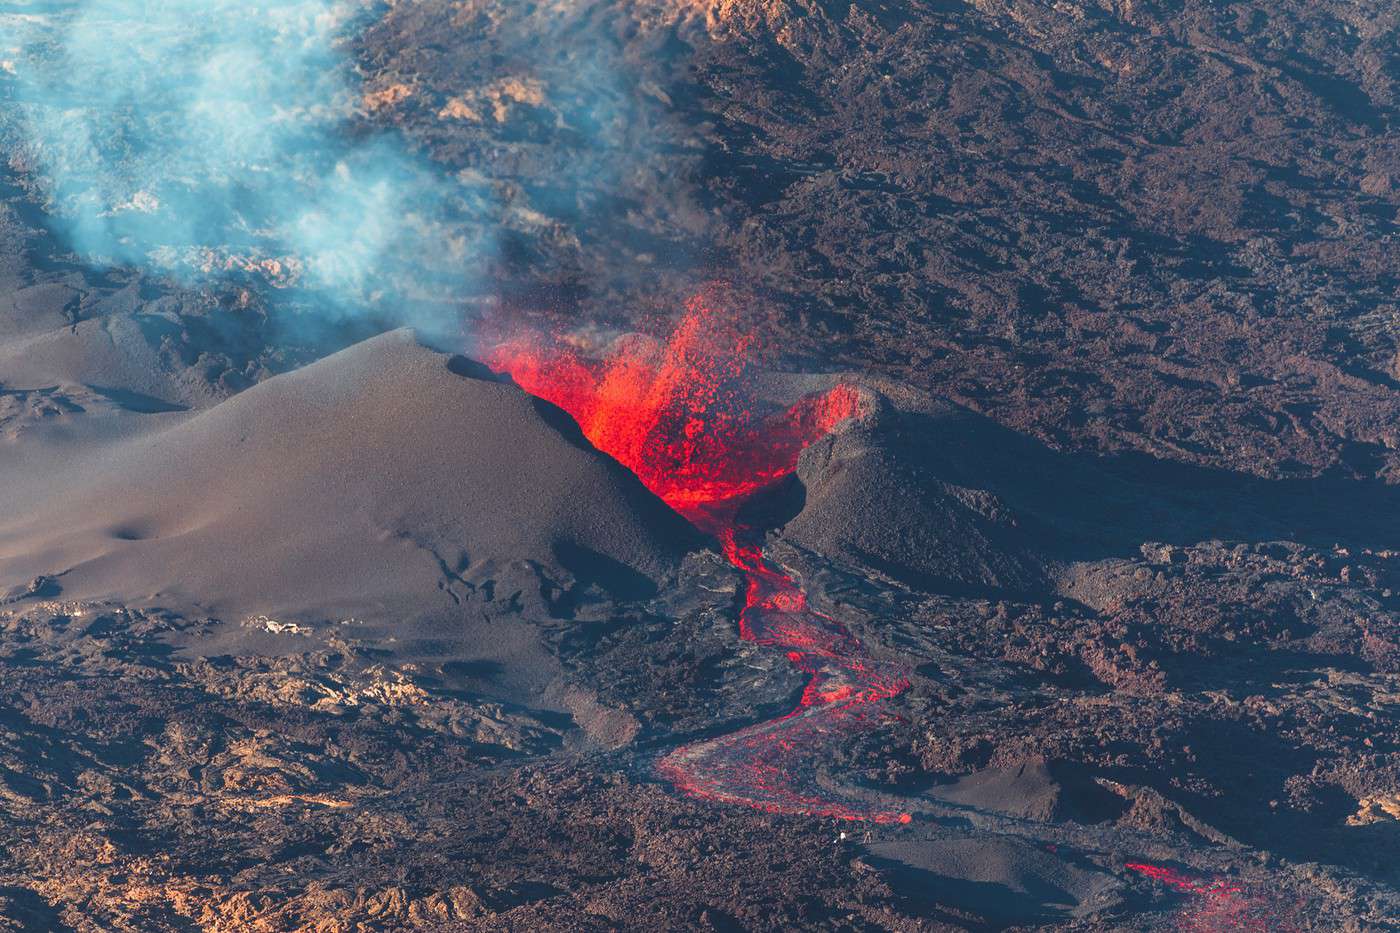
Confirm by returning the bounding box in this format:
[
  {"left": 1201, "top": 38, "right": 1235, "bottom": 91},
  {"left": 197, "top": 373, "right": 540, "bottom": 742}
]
[
  {"left": 780, "top": 392, "right": 1048, "bottom": 596},
  {"left": 0, "top": 329, "right": 703, "bottom": 626}
]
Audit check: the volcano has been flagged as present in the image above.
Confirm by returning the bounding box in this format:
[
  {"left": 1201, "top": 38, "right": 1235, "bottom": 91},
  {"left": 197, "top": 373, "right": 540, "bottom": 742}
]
[
  {"left": 489, "top": 294, "right": 916, "bottom": 822},
  {"left": 1, "top": 0, "right": 1397, "bottom": 930},
  {"left": 485, "top": 292, "right": 866, "bottom": 516}
]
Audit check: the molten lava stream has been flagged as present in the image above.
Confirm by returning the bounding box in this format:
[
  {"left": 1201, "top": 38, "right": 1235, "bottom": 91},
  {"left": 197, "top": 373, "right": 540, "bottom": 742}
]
[
  {"left": 487, "top": 296, "right": 912, "bottom": 824},
  {"left": 657, "top": 521, "right": 913, "bottom": 824},
  {"left": 1125, "top": 863, "right": 1293, "bottom": 932}
]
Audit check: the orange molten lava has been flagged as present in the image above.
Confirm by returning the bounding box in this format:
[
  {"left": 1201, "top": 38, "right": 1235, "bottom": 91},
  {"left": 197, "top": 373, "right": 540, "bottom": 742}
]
[{"left": 485, "top": 294, "right": 862, "bottom": 516}]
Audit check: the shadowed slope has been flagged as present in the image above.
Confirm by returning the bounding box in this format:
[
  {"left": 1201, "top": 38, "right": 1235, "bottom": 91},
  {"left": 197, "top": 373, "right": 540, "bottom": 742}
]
[{"left": 780, "top": 394, "right": 1048, "bottom": 595}]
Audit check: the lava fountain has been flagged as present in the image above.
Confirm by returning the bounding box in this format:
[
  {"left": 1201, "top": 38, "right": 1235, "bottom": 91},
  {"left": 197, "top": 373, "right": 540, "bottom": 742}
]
[{"left": 488, "top": 294, "right": 912, "bottom": 823}]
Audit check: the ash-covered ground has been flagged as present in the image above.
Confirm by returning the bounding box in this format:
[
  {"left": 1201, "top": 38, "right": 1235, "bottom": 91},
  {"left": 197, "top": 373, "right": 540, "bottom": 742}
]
[{"left": 2, "top": 1, "right": 1400, "bottom": 930}]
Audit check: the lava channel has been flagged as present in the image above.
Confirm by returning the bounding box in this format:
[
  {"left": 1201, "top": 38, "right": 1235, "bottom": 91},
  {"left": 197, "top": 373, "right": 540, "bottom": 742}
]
[
  {"left": 1125, "top": 863, "right": 1297, "bottom": 932},
  {"left": 487, "top": 294, "right": 912, "bottom": 823}
]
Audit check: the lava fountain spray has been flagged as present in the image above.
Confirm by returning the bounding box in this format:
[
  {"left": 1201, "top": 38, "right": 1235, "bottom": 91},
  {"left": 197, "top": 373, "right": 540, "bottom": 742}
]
[{"left": 489, "top": 293, "right": 913, "bottom": 823}]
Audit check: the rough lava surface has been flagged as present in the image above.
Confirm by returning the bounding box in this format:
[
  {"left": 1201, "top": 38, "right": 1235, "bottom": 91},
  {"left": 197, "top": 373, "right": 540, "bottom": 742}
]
[{"left": 0, "top": 1, "right": 1399, "bottom": 930}]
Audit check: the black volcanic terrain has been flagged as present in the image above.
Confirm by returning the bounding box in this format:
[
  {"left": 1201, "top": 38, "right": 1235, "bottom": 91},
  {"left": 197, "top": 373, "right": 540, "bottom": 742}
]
[{"left": 2, "top": 1, "right": 1400, "bottom": 930}]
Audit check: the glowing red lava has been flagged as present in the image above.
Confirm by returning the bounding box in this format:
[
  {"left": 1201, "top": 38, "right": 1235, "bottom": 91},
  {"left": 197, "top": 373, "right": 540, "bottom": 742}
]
[
  {"left": 661, "top": 528, "right": 913, "bottom": 823},
  {"left": 1126, "top": 862, "right": 1296, "bottom": 932},
  {"left": 487, "top": 294, "right": 863, "bottom": 512},
  {"left": 487, "top": 295, "right": 911, "bottom": 823}
]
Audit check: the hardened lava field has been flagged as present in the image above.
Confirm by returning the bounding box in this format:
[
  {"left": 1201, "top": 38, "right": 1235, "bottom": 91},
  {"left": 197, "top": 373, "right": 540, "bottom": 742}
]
[{"left": 1, "top": 0, "right": 1399, "bottom": 930}]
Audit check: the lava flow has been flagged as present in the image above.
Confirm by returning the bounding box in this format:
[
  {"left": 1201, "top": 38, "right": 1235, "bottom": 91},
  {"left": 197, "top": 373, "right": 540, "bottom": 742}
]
[
  {"left": 1125, "top": 863, "right": 1296, "bottom": 932},
  {"left": 488, "top": 295, "right": 912, "bottom": 823}
]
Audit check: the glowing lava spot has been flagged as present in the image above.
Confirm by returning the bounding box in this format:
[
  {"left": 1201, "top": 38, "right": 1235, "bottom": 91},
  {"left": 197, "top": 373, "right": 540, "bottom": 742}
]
[
  {"left": 488, "top": 295, "right": 910, "bottom": 824},
  {"left": 1126, "top": 863, "right": 1297, "bottom": 932},
  {"left": 485, "top": 293, "right": 862, "bottom": 517}
]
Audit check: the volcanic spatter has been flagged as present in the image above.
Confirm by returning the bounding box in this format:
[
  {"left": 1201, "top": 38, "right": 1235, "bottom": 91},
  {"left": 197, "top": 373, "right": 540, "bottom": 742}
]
[
  {"left": 487, "top": 295, "right": 861, "bottom": 511},
  {"left": 488, "top": 295, "right": 911, "bottom": 822}
]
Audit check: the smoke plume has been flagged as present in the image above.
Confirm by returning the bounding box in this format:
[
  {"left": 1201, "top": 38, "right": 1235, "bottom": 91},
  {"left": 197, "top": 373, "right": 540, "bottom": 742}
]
[{"left": 5, "top": 0, "right": 492, "bottom": 335}]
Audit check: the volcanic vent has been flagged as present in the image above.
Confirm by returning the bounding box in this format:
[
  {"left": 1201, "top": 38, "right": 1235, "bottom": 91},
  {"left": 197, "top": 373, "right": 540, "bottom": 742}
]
[{"left": 489, "top": 295, "right": 912, "bottom": 822}]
